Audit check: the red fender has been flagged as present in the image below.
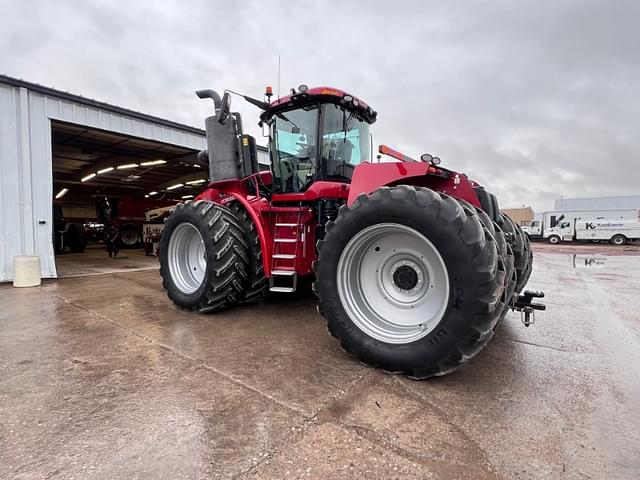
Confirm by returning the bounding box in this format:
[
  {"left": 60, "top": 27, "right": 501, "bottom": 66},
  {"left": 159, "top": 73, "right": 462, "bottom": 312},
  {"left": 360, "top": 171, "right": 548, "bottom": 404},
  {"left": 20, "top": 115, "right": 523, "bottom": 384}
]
[
  {"left": 196, "top": 186, "right": 273, "bottom": 276},
  {"left": 348, "top": 162, "right": 481, "bottom": 208},
  {"left": 225, "top": 193, "right": 273, "bottom": 276}
]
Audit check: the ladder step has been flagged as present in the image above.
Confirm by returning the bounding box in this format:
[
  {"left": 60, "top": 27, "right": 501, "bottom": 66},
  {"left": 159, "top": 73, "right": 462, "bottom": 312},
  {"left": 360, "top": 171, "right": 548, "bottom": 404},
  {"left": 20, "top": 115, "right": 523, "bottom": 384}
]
[
  {"left": 272, "top": 269, "right": 296, "bottom": 276},
  {"left": 275, "top": 223, "right": 298, "bottom": 227},
  {"left": 269, "top": 286, "right": 296, "bottom": 293},
  {"left": 272, "top": 254, "right": 296, "bottom": 259},
  {"left": 274, "top": 238, "right": 297, "bottom": 243}
]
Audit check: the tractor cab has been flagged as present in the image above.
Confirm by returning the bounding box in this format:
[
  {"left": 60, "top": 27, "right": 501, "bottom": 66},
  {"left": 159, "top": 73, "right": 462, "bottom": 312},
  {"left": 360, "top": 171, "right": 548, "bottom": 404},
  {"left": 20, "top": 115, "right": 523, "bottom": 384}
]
[
  {"left": 260, "top": 86, "right": 377, "bottom": 193},
  {"left": 195, "top": 85, "right": 377, "bottom": 196}
]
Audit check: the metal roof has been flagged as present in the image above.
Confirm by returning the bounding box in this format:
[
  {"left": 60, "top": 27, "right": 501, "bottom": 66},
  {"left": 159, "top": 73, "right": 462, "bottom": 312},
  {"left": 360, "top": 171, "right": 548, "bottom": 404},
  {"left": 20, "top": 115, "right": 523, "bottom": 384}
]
[
  {"left": 51, "top": 120, "right": 205, "bottom": 197},
  {"left": 0, "top": 73, "right": 206, "bottom": 136}
]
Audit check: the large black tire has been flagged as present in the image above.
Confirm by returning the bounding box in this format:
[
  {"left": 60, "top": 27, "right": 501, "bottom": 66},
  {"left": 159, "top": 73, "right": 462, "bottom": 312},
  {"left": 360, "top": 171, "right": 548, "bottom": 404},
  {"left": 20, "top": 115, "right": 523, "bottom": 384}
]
[
  {"left": 499, "top": 213, "right": 532, "bottom": 293},
  {"left": 159, "top": 201, "right": 248, "bottom": 313},
  {"left": 516, "top": 223, "right": 533, "bottom": 288},
  {"left": 460, "top": 201, "right": 517, "bottom": 311},
  {"left": 547, "top": 234, "right": 561, "bottom": 244},
  {"left": 228, "top": 201, "right": 268, "bottom": 304},
  {"left": 315, "top": 186, "right": 505, "bottom": 379},
  {"left": 610, "top": 234, "right": 626, "bottom": 246},
  {"left": 119, "top": 224, "right": 141, "bottom": 248},
  {"left": 65, "top": 223, "right": 87, "bottom": 253}
]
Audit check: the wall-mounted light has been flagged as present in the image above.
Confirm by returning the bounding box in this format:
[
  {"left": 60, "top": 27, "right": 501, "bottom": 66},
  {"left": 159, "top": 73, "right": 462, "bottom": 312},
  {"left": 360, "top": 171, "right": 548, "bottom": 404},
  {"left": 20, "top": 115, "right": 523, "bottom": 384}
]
[
  {"left": 166, "top": 183, "right": 183, "bottom": 190},
  {"left": 81, "top": 173, "right": 97, "bottom": 182},
  {"left": 117, "top": 163, "right": 139, "bottom": 170},
  {"left": 140, "top": 160, "right": 167, "bottom": 166},
  {"left": 97, "top": 167, "right": 114, "bottom": 174},
  {"left": 55, "top": 188, "right": 69, "bottom": 199}
]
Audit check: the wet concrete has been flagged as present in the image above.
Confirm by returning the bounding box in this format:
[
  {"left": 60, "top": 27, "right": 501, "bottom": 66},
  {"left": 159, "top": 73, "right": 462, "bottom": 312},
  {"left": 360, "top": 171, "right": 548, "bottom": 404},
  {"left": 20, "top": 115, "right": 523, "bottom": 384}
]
[
  {"left": 1, "top": 245, "right": 639, "bottom": 479},
  {"left": 55, "top": 244, "right": 159, "bottom": 278}
]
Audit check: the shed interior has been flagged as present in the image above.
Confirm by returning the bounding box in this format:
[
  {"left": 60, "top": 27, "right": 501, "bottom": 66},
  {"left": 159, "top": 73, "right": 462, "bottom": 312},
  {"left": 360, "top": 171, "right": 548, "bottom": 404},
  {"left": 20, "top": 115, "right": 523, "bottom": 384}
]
[{"left": 51, "top": 120, "right": 207, "bottom": 276}]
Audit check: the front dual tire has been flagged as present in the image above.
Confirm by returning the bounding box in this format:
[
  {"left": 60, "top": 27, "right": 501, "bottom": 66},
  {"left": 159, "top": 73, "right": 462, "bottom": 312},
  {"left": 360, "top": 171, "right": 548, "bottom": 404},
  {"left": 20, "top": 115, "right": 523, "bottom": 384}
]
[{"left": 315, "top": 186, "right": 507, "bottom": 379}]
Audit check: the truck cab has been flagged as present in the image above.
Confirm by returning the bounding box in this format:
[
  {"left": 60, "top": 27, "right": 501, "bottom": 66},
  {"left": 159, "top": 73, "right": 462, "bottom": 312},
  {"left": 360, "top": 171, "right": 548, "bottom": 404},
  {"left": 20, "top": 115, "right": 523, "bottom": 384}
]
[{"left": 522, "top": 220, "right": 542, "bottom": 238}]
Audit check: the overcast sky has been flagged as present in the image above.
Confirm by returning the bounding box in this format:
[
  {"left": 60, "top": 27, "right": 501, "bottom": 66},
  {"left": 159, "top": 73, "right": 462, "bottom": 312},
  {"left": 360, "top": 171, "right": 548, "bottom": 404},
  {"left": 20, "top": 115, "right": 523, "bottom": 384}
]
[{"left": 1, "top": 0, "right": 638, "bottom": 211}]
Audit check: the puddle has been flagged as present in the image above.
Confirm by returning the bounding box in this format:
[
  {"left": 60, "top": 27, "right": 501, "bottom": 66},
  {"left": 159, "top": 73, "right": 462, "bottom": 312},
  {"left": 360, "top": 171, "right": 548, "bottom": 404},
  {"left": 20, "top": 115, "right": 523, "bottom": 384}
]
[{"left": 571, "top": 254, "right": 607, "bottom": 269}]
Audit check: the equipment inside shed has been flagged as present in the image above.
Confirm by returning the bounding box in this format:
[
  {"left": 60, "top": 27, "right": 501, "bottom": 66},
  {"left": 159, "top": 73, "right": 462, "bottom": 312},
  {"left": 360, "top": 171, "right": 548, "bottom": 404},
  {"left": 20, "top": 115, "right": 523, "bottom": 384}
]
[{"left": 51, "top": 120, "right": 207, "bottom": 277}]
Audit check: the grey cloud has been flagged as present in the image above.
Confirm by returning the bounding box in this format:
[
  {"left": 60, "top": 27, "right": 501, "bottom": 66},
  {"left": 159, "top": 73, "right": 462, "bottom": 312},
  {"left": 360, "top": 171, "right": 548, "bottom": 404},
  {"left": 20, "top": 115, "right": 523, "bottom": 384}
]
[{"left": 1, "top": 0, "right": 638, "bottom": 211}]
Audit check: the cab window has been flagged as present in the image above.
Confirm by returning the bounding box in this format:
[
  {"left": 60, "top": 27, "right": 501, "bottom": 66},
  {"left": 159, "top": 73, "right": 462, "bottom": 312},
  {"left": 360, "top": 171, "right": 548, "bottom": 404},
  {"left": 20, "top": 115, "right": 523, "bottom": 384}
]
[
  {"left": 271, "top": 105, "right": 319, "bottom": 192},
  {"left": 321, "top": 103, "right": 370, "bottom": 181}
]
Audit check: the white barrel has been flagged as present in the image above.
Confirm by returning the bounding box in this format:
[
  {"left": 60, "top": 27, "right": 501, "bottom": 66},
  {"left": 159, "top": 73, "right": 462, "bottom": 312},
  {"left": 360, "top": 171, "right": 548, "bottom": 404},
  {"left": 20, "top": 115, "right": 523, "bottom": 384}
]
[{"left": 13, "top": 255, "right": 41, "bottom": 288}]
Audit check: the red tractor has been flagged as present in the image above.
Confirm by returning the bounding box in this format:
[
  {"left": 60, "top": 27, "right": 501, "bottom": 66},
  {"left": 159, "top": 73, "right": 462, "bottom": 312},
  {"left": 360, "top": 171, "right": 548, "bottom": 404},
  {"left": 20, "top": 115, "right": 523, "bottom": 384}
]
[{"left": 159, "top": 85, "right": 543, "bottom": 379}]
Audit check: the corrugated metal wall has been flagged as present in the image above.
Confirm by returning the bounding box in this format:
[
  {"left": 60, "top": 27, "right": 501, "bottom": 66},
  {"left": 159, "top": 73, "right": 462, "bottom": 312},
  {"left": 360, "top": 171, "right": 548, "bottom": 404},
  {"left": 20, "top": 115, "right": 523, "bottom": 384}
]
[
  {"left": 554, "top": 195, "right": 640, "bottom": 211},
  {"left": 0, "top": 82, "right": 206, "bottom": 282}
]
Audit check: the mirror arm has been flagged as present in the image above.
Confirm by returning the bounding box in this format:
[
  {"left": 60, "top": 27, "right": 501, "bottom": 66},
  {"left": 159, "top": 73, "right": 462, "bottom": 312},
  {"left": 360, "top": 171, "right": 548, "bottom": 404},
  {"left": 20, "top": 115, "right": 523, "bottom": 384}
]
[{"left": 243, "top": 95, "right": 269, "bottom": 110}]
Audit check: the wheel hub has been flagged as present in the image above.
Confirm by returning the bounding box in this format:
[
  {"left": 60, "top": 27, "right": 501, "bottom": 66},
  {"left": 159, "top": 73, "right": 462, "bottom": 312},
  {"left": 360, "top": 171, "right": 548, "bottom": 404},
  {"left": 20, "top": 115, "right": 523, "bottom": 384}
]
[
  {"left": 167, "top": 222, "right": 207, "bottom": 294},
  {"left": 391, "top": 262, "right": 422, "bottom": 292}
]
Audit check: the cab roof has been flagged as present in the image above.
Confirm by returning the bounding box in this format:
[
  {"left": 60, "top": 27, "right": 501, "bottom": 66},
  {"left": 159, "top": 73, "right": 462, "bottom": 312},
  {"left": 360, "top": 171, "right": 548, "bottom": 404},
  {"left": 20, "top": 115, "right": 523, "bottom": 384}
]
[{"left": 260, "top": 86, "right": 377, "bottom": 124}]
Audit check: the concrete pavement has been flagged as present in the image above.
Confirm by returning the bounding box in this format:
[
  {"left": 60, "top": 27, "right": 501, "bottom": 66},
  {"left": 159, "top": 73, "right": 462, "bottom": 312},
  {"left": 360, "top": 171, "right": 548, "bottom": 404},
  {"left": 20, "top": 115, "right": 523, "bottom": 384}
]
[{"left": 1, "top": 245, "right": 639, "bottom": 479}]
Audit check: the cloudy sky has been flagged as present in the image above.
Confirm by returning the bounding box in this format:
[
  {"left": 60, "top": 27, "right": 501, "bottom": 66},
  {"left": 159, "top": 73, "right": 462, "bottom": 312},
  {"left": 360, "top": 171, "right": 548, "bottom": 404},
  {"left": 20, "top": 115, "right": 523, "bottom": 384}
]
[{"left": 1, "top": 0, "right": 638, "bottom": 211}]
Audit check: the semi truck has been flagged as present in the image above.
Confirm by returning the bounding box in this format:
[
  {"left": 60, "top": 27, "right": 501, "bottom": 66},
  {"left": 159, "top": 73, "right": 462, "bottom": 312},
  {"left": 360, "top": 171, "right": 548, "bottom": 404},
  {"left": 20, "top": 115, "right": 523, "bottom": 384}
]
[{"left": 522, "top": 209, "right": 639, "bottom": 244}]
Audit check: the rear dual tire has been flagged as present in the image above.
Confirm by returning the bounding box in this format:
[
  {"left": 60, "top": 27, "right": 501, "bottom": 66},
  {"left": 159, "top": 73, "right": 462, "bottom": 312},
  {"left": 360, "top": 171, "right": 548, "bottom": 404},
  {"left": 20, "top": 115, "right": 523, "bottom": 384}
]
[
  {"left": 159, "top": 201, "right": 249, "bottom": 312},
  {"left": 499, "top": 213, "right": 533, "bottom": 293},
  {"left": 315, "top": 186, "right": 505, "bottom": 379},
  {"left": 463, "top": 202, "right": 517, "bottom": 310},
  {"left": 228, "top": 201, "right": 268, "bottom": 303}
]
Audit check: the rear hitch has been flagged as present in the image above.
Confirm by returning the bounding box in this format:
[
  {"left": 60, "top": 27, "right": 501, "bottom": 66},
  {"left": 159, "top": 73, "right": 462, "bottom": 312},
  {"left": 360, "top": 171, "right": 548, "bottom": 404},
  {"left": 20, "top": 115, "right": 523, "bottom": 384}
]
[{"left": 511, "top": 290, "right": 546, "bottom": 327}]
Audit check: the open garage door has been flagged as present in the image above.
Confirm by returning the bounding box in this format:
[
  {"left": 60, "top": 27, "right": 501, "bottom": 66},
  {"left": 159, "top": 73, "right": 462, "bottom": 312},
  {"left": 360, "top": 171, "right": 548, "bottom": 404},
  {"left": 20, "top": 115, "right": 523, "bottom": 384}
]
[{"left": 51, "top": 121, "right": 208, "bottom": 278}]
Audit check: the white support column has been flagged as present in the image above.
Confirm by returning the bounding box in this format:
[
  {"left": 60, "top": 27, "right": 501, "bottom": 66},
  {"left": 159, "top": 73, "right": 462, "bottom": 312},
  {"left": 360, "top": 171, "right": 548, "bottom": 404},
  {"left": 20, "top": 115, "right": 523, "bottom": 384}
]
[{"left": 17, "top": 87, "right": 35, "bottom": 255}]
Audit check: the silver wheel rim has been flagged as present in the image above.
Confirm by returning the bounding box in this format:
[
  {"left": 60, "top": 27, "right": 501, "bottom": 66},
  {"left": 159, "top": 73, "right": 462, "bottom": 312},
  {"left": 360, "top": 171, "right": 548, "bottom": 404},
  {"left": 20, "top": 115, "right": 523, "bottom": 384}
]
[
  {"left": 337, "top": 223, "right": 450, "bottom": 344},
  {"left": 167, "top": 222, "right": 207, "bottom": 294},
  {"left": 550, "top": 236, "right": 559, "bottom": 244}
]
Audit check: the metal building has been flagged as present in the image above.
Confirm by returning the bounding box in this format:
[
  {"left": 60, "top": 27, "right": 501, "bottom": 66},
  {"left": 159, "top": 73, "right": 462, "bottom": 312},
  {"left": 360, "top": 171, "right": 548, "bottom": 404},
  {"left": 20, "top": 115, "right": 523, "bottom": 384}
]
[
  {"left": 502, "top": 206, "right": 534, "bottom": 226},
  {"left": 0, "top": 75, "right": 266, "bottom": 282},
  {"left": 554, "top": 195, "right": 640, "bottom": 212}
]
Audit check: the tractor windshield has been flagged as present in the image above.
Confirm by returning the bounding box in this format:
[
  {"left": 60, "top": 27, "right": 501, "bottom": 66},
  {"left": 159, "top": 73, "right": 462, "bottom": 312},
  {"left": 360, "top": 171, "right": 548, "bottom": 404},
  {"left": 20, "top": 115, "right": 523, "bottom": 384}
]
[
  {"left": 271, "top": 105, "right": 319, "bottom": 192},
  {"left": 321, "top": 103, "right": 370, "bottom": 180},
  {"left": 270, "top": 102, "right": 371, "bottom": 192}
]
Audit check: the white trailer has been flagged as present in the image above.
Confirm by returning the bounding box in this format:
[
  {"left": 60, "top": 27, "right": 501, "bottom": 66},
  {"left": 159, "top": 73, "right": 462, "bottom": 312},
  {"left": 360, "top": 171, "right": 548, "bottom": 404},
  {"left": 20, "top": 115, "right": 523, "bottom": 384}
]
[
  {"left": 543, "top": 216, "right": 640, "bottom": 245},
  {"left": 522, "top": 209, "right": 638, "bottom": 241},
  {"left": 142, "top": 205, "right": 176, "bottom": 256}
]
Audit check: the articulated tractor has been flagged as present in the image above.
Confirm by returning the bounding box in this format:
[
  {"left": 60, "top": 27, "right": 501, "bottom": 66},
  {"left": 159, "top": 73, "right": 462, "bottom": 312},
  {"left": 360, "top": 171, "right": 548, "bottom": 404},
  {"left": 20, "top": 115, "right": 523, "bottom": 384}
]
[{"left": 159, "top": 85, "right": 543, "bottom": 379}]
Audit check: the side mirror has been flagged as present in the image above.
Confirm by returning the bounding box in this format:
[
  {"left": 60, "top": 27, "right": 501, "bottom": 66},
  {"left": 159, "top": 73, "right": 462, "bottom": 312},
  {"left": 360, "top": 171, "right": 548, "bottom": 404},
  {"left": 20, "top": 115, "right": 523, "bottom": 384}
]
[
  {"left": 420, "top": 153, "right": 433, "bottom": 163},
  {"left": 217, "top": 92, "right": 232, "bottom": 125}
]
